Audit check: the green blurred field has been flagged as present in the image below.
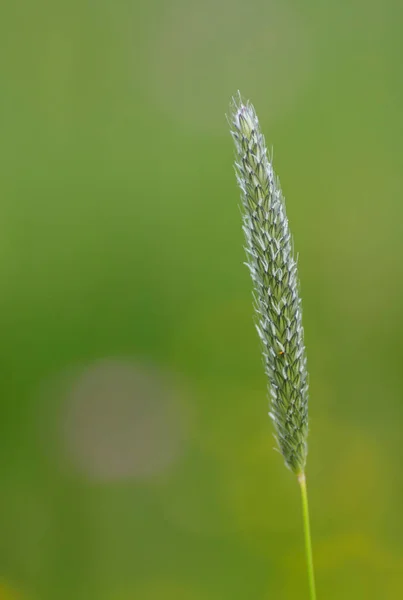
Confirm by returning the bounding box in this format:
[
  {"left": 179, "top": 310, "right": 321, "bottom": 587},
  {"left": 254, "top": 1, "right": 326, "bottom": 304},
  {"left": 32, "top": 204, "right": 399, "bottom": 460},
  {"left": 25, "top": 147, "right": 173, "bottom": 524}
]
[{"left": 0, "top": 1, "right": 402, "bottom": 598}]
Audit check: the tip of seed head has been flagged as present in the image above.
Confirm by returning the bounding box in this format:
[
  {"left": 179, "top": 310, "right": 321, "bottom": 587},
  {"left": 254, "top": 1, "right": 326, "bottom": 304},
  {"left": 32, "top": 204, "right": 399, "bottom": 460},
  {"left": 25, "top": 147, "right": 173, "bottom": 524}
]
[
  {"left": 229, "top": 92, "right": 257, "bottom": 138},
  {"left": 230, "top": 91, "right": 248, "bottom": 119}
]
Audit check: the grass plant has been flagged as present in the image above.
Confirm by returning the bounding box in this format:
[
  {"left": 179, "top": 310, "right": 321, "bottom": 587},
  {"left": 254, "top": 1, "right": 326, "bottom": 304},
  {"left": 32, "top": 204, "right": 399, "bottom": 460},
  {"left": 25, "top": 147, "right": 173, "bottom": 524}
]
[{"left": 228, "top": 93, "right": 317, "bottom": 599}]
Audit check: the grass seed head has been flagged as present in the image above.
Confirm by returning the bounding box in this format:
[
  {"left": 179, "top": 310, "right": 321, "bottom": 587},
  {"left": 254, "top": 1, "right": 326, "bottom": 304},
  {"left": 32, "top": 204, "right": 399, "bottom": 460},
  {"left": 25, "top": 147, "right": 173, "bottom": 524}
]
[{"left": 229, "top": 93, "right": 309, "bottom": 474}]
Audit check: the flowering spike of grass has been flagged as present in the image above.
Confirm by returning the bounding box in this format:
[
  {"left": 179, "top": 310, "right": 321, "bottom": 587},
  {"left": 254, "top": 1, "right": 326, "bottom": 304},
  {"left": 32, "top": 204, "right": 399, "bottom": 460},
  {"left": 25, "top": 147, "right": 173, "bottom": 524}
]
[
  {"left": 229, "top": 93, "right": 308, "bottom": 473},
  {"left": 228, "top": 92, "right": 316, "bottom": 599}
]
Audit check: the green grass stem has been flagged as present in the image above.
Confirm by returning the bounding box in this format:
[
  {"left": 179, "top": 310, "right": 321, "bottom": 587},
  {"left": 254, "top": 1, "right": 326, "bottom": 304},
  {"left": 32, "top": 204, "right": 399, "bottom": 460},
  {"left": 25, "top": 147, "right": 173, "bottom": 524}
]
[{"left": 298, "top": 473, "right": 317, "bottom": 600}]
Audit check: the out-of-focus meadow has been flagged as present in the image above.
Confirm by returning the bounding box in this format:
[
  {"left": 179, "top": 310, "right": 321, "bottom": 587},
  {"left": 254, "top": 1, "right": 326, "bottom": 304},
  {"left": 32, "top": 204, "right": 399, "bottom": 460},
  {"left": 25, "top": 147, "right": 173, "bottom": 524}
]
[{"left": 1, "top": 1, "right": 402, "bottom": 598}]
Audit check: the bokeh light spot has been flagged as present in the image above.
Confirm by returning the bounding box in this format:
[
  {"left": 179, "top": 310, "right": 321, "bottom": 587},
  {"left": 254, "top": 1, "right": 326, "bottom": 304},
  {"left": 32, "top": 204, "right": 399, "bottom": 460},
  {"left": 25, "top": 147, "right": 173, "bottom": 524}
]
[{"left": 60, "top": 359, "right": 189, "bottom": 482}]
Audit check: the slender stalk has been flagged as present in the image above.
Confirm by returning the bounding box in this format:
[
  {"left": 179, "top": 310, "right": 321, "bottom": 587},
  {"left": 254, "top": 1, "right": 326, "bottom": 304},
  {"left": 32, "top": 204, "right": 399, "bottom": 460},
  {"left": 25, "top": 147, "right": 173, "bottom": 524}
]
[{"left": 298, "top": 473, "right": 317, "bottom": 600}]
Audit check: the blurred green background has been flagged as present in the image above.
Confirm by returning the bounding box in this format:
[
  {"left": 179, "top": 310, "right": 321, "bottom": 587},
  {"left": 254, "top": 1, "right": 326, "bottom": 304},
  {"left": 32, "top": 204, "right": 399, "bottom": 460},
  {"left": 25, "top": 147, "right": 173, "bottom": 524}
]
[{"left": 1, "top": 0, "right": 402, "bottom": 598}]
